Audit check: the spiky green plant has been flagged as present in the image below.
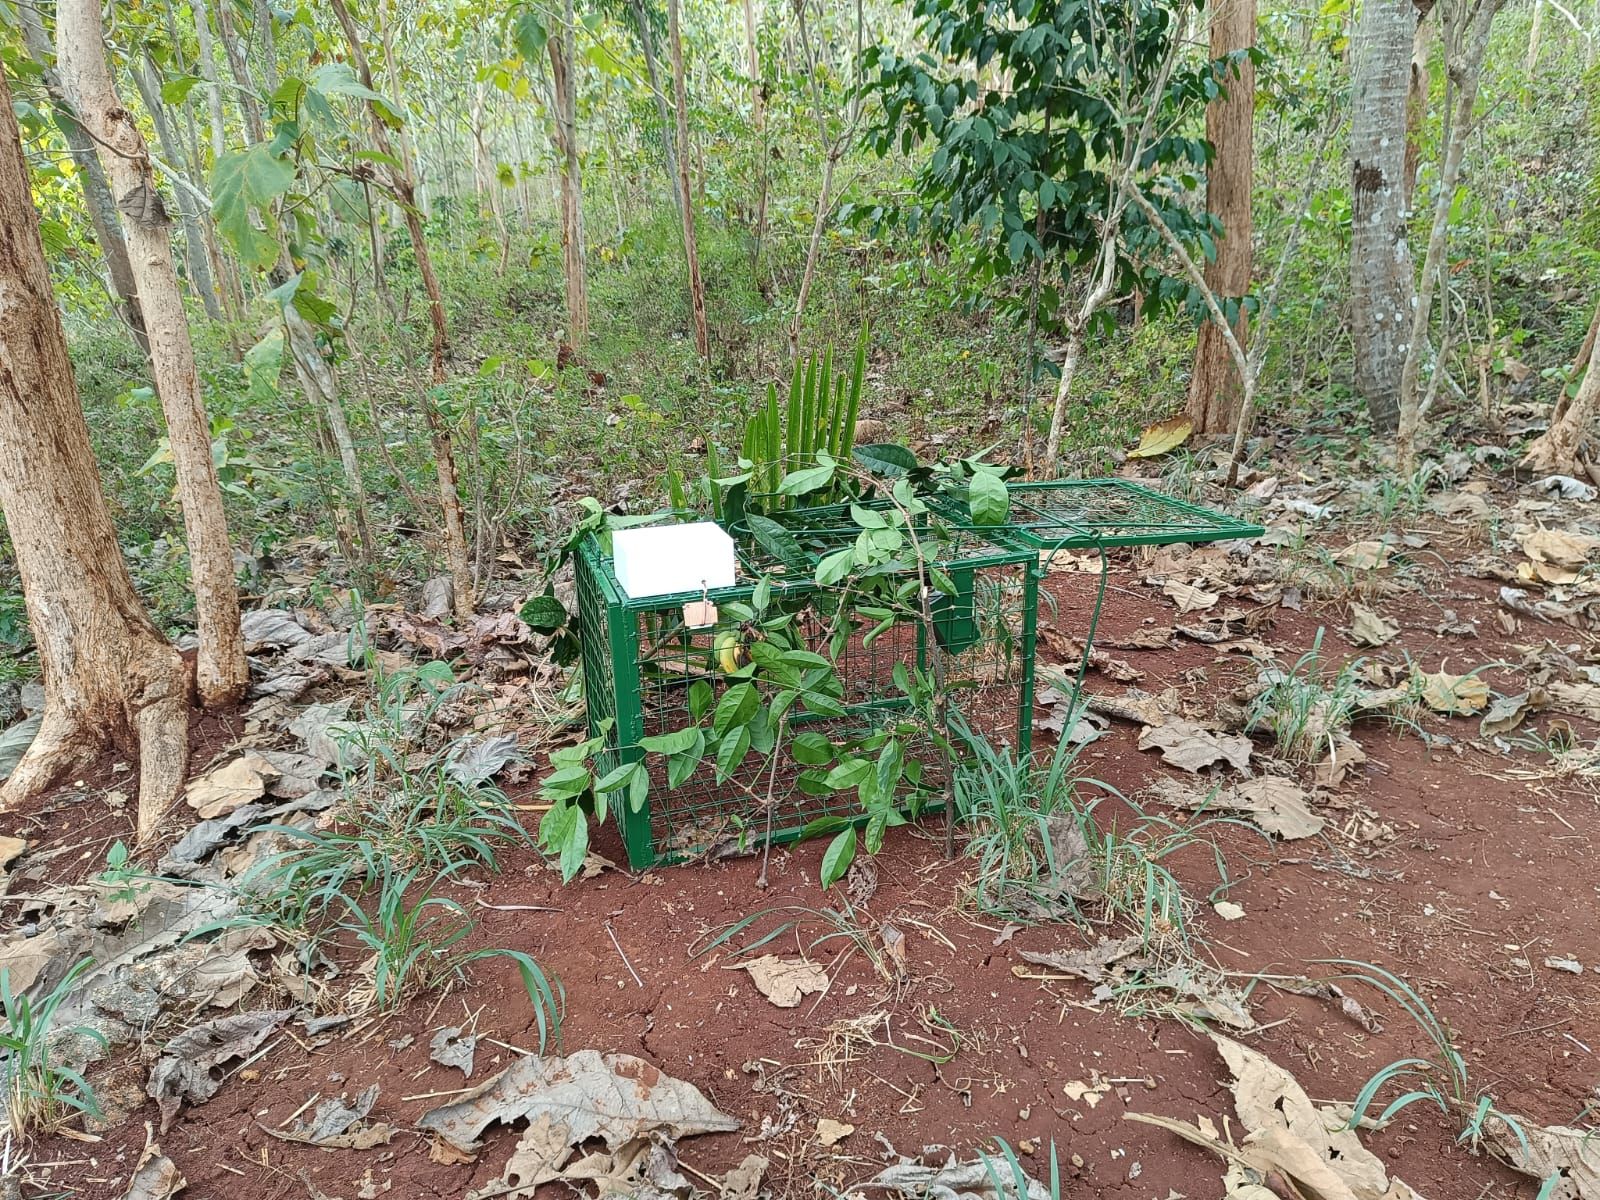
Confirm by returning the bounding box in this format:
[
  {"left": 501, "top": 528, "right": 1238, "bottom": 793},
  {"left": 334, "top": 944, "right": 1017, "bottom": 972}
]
[
  {"left": 742, "top": 330, "right": 867, "bottom": 509},
  {"left": 1, "top": 961, "right": 104, "bottom": 1138}
]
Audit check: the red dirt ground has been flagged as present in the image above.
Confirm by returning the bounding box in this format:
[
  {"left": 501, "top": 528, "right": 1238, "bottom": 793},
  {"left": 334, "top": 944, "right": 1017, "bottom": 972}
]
[{"left": 7, "top": 547, "right": 1595, "bottom": 1200}]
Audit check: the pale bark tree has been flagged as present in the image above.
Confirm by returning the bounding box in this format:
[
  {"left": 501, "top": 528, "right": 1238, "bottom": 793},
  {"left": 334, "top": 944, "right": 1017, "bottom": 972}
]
[
  {"left": 1520, "top": 300, "right": 1600, "bottom": 478},
  {"left": 1349, "top": 0, "right": 1418, "bottom": 432},
  {"left": 0, "top": 65, "right": 190, "bottom": 841},
  {"left": 1403, "top": 1, "right": 1435, "bottom": 205},
  {"left": 1526, "top": 0, "right": 1545, "bottom": 70},
  {"left": 58, "top": 0, "right": 248, "bottom": 709},
  {"left": 11, "top": 2, "right": 148, "bottom": 354},
  {"left": 668, "top": 0, "right": 711, "bottom": 361},
  {"left": 330, "top": 0, "right": 475, "bottom": 618},
  {"left": 1186, "top": 0, "right": 1256, "bottom": 435},
  {"left": 1396, "top": 0, "right": 1501, "bottom": 467},
  {"left": 625, "top": 0, "right": 685, "bottom": 220},
  {"left": 743, "top": 0, "right": 770, "bottom": 265},
  {"left": 548, "top": 0, "right": 591, "bottom": 346},
  {"left": 131, "top": 54, "right": 224, "bottom": 321}
]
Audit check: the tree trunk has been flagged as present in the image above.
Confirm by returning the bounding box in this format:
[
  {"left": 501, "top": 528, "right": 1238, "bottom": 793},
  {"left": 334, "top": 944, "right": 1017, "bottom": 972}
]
[
  {"left": 1526, "top": 0, "right": 1545, "bottom": 71},
  {"left": 13, "top": 3, "right": 149, "bottom": 355},
  {"left": 330, "top": 0, "right": 474, "bottom": 619},
  {"left": 58, "top": 0, "right": 248, "bottom": 710},
  {"left": 668, "top": 0, "right": 711, "bottom": 361},
  {"left": 743, "top": 0, "right": 769, "bottom": 264},
  {"left": 1403, "top": 1, "right": 1435, "bottom": 205},
  {"left": 547, "top": 5, "right": 590, "bottom": 347},
  {"left": 0, "top": 65, "right": 191, "bottom": 842},
  {"left": 1349, "top": 0, "right": 1417, "bottom": 432},
  {"left": 1396, "top": 0, "right": 1499, "bottom": 467},
  {"left": 132, "top": 55, "right": 225, "bottom": 321},
  {"left": 627, "top": 0, "right": 685, "bottom": 220},
  {"left": 1185, "top": 0, "right": 1255, "bottom": 435},
  {"left": 1520, "top": 300, "right": 1600, "bottom": 475}
]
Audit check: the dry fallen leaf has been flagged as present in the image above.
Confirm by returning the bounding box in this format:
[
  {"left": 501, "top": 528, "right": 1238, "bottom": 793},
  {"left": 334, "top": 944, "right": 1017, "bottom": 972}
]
[
  {"left": 1417, "top": 669, "right": 1490, "bottom": 716},
  {"left": 733, "top": 955, "right": 829, "bottom": 1007},
  {"left": 1162, "top": 579, "right": 1220, "bottom": 613},
  {"left": 1483, "top": 1117, "right": 1600, "bottom": 1198},
  {"left": 1347, "top": 603, "right": 1399, "bottom": 648},
  {"left": 1213, "top": 900, "right": 1245, "bottom": 921},
  {"left": 1138, "top": 717, "right": 1252, "bottom": 774},
  {"left": 816, "top": 1118, "right": 854, "bottom": 1146},
  {"left": 1127, "top": 413, "right": 1194, "bottom": 459},
  {"left": 1231, "top": 777, "right": 1324, "bottom": 839},
  {"left": 1333, "top": 540, "right": 1391, "bottom": 570},
  {"left": 185, "top": 752, "right": 280, "bottom": 819},
  {"left": 1520, "top": 526, "right": 1600, "bottom": 571},
  {"left": 121, "top": 1139, "right": 186, "bottom": 1200},
  {"left": 1019, "top": 936, "right": 1143, "bottom": 984}
]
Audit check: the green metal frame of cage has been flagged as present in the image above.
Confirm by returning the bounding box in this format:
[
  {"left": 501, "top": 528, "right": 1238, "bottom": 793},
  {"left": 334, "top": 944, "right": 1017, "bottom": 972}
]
[
  {"left": 575, "top": 480, "right": 1262, "bottom": 872},
  {"left": 575, "top": 520, "right": 1039, "bottom": 870}
]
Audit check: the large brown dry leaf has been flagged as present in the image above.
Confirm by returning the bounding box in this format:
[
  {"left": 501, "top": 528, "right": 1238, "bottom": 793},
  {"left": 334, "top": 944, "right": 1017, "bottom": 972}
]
[
  {"left": 1334, "top": 540, "right": 1391, "bottom": 570},
  {"left": 263, "top": 1084, "right": 395, "bottom": 1150},
  {"left": 1417, "top": 669, "right": 1490, "bottom": 716},
  {"left": 1128, "top": 413, "right": 1194, "bottom": 459},
  {"left": 1211, "top": 1034, "right": 1426, "bottom": 1200},
  {"left": 1348, "top": 604, "right": 1400, "bottom": 648},
  {"left": 416, "top": 1049, "right": 739, "bottom": 1156},
  {"left": 185, "top": 753, "right": 280, "bottom": 819},
  {"left": 1162, "top": 579, "right": 1220, "bottom": 613},
  {"left": 1521, "top": 526, "right": 1600, "bottom": 571},
  {"left": 1083, "top": 687, "right": 1180, "bottom": 727},
  {"left": 1151, "top": 777, "right": 1323, "bottom": 840},
  {"left": 734, "top": 955, "right": 829, "bottom": 1007},
  {"left": 1483, "top": 1119, "right": 1600, "bottom": 1199},
  {"left": 1018, "top": 936, "right": 1143, "bottom": 984},
  {"left": 147, "top": 1009, "right": 293, "bottom": 1131},
  {"left": 1138, "top": 717, "right": 1252, "bottom": 774},
  {"left": 1550, "top": 681, "right": 1600, "bottom": 721}
]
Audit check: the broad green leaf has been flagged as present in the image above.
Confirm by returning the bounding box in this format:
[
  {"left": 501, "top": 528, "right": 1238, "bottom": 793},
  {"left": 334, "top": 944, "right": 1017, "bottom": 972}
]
[
  {"left": 820, "top": 826, "right": 857, "bottom": 888},
  {"left": 511, "top": 8, "right": 548, "bottom": 61},
  {"left": 745, "top": 514, "right": 810, "bottom": 574},
  {"left": 640, "top": 726, "right": 699, "bottom": 755},
  {"left": 823, "top": 758, "right": 872, "bottom": 790},
  {"left": 519, "top": 593, "right": 567, "bottom": 632},
  {"left": 211, "top": 144, "right": 294, "bottom": 268},
  {"left": 160, "top": 75, "right": 201, "bottom": 105},
  {"left": 853, "top": 443, "right": 917, "bottom": 476},
  {"left": 594, "top": 761, "right": 641, "bottom": 793},
  {"left": 712, "top": 682, "right": 760, "bottom": 738},
  {"left": 778, "top": 461, "right": 835, "bottom": 497},
  {"left": 814, "top": 548, "right": 854, "bottom": 587},
  {"left": 308, "top": 62, "right": 385, "bottom": 103},
  {"left": 714, "top": 725, "right": 751, "bottom": 780},
  {"left": 791, "top": 731, "right": 834, "bottom": 766},
  {"left": 967, "top": 469, "right": 1009, "bottom": 525}
]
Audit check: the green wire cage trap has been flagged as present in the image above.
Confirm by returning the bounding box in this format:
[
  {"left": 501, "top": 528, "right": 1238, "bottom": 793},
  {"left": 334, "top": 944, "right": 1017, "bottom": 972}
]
[{"left": 574, "top": 480, "right": 1261, "bottom": 871}]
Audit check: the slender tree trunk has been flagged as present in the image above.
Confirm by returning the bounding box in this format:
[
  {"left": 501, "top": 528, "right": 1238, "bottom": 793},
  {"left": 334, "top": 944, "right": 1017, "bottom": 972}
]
[
  {"left": 330, "top": 0, "right": 474, "bottom": 618},
  {"left": 1186, "top": 0, "right": 1255, "bottom": 435},
  {"left": 132, "top": 55, "right": 224, "bottom": 320},
  {"left": 1520, "top": 300, "right": 1600, "bottom": 476},
  {"left": 743, "top": 0, "right": 769, "bottom": 263},
  {"left": 13, "top": 3, "right": 149, "bottom": 355},
  {"left": 59, "top": 0, "right": 247, "bottom": 710},
  {"left": 547, "top": 3, "right": 590, "bottom": 347},
  {"left": 189, "top": 0, "right": 229, "bottom": 160},
  {"left": 1396, "top": 0, "right": 1500, "bottom": 466},
  {"left": 627, "top": 0, "right": 684, "bottom": 220},
  {"left": 1349, "top": 0, "right": 1417, "bottom": 432},
  {"left": 668, "top": 0, "right": 710, "bottom": 361},
  {"left": 1403, "top": 1, "right": 1435, "bottom": 205},
  {"left": 1526, "top": 0, "right": 1545, "bottom": 71},
  {"left": 0, "top": 65, "right": 191, "bottom": 841}
]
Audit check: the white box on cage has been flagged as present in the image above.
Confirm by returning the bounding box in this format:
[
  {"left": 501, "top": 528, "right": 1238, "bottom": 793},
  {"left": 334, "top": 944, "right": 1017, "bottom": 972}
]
[{"left": 611, "top": 522, "right": 738, "bottom": 600}]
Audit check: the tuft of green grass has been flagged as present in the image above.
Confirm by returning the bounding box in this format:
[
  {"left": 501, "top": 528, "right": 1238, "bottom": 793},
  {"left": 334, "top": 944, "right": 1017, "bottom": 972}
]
[
  {"left": 1, "top": 961, "right": 105, "bottom": 1139},
  {"left": 953, "top": 728, "right": 1252, "bottom": 950},
  {"left": 1246, "top": 629, "right": 1370, "bottom": 764}
]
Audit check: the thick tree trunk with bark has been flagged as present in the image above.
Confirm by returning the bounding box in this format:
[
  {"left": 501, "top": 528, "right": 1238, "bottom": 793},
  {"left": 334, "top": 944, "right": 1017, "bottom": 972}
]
[
  {"left": 0, "top": 66, "right": 190, "bottom": 841},
  {"left": 330, "top": 0, "right": 474, "bottom": 618},
  {"left": 1186, "top": 0, "right": 1255, "bottom": 435},
  {"left": 1521, "top": 300, "right": 1600, "bottom": 476},
  {"left": 58, "top": 0, "right": 248, "bottom": 710},
  {"left": 1349, "top": 0, "right": 1418, "bottom": 432},
  {"left": 548, "top": 6, "right": 591, "bottom": 348},
  {"left": 669, "top": 0, "right": 711, "bottom": 361}
]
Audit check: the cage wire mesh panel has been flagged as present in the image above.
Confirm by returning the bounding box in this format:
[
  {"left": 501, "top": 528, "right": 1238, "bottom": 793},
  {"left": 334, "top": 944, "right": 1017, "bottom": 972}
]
[
  {"left": 575, "top": 523, "right": 1037, "bottom": 870},
  {"left": 931, "top": 479, "right": 1264, "bottom": 550}
]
